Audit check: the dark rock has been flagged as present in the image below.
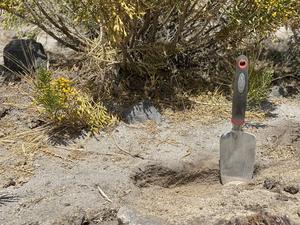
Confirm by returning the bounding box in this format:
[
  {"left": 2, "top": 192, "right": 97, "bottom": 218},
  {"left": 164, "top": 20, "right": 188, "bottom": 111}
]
[
  {"left": 123, "top": 100, "right": 162, "bottom": 124},
  {"left": 284, "top": 185, "right": 299, "bottom": 195},
  {"left": 117, "top": 206, "right": 165, "bottom": 225},
  {"left": 3, "top": 39, "right": 48, "bottom": 74}
]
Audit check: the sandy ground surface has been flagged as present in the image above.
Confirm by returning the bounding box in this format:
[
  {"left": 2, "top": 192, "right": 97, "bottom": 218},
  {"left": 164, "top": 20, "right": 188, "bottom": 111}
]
[
  {"left": 0, "top": 27, "right": 300, "bottom": 225},
  {"left": 0, "top": 79, "right": 299, "bottom": 225}
]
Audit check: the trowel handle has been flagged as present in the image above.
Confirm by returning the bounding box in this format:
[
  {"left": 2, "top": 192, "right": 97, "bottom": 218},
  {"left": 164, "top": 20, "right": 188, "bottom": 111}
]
[{"left": 231, "top": 55, "right": 249, "bottom": 126}]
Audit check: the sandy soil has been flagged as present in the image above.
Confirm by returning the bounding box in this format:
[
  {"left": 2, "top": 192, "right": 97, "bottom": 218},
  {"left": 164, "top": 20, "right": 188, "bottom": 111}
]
[{"left": 0, "top": 78, "right": 299, "bottom": 225}]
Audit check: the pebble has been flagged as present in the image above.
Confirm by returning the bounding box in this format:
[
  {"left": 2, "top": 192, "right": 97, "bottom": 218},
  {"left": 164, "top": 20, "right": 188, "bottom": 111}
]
[{"left": 284, "top": 185, "right": 299, "bottom": 195}]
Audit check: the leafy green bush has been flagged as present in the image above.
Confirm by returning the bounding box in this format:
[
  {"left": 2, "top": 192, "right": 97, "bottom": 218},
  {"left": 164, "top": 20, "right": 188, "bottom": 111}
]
[{"left": 33, "top": 69, "right": 115, "bottom": 132}]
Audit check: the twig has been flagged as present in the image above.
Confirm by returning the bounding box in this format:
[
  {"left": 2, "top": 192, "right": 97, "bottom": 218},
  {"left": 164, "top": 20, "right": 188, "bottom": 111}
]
[
  {"left": 182, "top": 147, "right": 192, "bottom": 158},
  {"left": 56, "top": 146, "right": 86, "bottom": 151},
  {"left": 110, "top": 134, "right": 144, "bottom": 159},
  {"left": 56, "top": 146, "right": 116, "bottom": 156},
  {"left": 97, "top": 186, "right": 112, "bottom": 203},
  {"left": 41, "top": 148, "right": 74, "bottom": 162},
  {"left": 272, "top": 75, "right": 300, "bottom": 82}
]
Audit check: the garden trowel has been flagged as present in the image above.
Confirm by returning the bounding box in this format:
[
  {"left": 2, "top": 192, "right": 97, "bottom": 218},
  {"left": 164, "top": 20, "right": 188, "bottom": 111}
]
[{"left": 220, "top": 55, "right": 256, "bottom": 185}]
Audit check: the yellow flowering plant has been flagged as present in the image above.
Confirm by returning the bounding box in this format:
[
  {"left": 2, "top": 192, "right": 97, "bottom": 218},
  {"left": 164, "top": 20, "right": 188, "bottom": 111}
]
[{"left": 33, "top": 69, "right": 115, "bottom": 132}]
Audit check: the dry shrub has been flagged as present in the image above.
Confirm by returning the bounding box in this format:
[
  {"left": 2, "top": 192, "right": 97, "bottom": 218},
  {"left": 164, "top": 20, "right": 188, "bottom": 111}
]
[{"left": 1, "top": 0, "right": 298, "bottom": 106}]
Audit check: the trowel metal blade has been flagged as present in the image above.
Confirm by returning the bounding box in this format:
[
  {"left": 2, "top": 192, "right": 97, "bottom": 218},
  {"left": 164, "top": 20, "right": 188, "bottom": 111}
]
[{"left": 220, "top": 130, "right": 256, "bottom": 184}]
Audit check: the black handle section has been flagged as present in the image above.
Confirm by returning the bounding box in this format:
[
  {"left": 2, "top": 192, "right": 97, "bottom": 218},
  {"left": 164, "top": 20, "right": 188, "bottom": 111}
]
[{"left": 231, "top": 55, "right": 249, "bottom": 126}]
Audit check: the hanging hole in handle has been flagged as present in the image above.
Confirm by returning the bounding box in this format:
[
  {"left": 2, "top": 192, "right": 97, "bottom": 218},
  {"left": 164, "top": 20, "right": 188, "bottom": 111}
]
[{"left": 238, "top": 59, "right": 247, "bottom": 69}]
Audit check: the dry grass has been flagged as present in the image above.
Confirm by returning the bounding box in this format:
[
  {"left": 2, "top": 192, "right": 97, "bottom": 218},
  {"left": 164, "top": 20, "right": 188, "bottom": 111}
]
[
  {"left": 0, "top": 77, "right": 48, "bottom": 153},
  {"left": 0, "top": 125, "right": 50, "bottom": 156},
  {"left": 0, "top": 79, "right": 51, "bottom": 184},
  {"left": 163, "top": 91, "right": 267, "bottom": 125},
  {"left": 0, "top": 120, "right": 51, "bottom": 183}
]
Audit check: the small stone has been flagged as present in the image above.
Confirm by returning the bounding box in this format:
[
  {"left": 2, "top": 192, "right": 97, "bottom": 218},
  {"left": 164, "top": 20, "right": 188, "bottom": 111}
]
[
  {"left": 270, "top": 85, "right": 288, "bottom": 97},
  {"left": 117, "top": 206, "right": 166, "bottom": 225},
  {"left": 3, "top": 178, "right": 16, "bottom": 188},
  {"left": 284, "top": 185, "right": 299, "bottom": 195},
  {"left": 263, "top": 178, "right": 278, "bottom": 190},
  {"left": 123, "top": 100, "right": 162, "bottom": 124},
  {"left": 64, "top": 203, "right": 71, "bottom": 207}
]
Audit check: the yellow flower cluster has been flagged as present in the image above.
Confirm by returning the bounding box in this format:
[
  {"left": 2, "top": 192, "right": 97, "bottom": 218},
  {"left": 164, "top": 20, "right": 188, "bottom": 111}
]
[
  {"left": 51, "top": 77, "right": 77, "bottom": 96},
  {"left": 34, "top": 69, "right": 114, "bottom": 132},
  {"left": 51, "top": 77, "right": 78, "bottom": 108}
]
